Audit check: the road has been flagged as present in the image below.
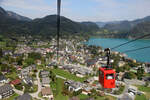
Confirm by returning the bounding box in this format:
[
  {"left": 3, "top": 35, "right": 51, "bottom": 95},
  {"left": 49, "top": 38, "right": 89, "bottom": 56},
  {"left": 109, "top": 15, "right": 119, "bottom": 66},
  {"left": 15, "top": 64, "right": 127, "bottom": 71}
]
[
  {"left": 13, "top": 88, "right": 24, "bottom": 95},
  {"left": 30, "top": 70, "right": 44, "bottom": 100},
  {"left": 124, "top": 79, "right": 145, "bottom": 85},
  {"left": 13, "top": 70, "right": 44, "bottom": 100},
  {"left": 56, "top": 75, "right": 66, "bottom": 80}
]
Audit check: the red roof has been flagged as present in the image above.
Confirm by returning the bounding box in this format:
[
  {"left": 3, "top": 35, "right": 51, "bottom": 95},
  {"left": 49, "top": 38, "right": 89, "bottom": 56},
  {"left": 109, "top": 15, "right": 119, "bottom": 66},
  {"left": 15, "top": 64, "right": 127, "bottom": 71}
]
[{"left": 10, "top": 79, "right": 21, "bottom": 85}]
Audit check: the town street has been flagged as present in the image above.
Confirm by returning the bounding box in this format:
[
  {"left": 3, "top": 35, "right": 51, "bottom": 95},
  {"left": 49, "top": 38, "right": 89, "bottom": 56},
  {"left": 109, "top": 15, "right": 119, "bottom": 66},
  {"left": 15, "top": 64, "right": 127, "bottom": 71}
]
[
  {"left": 30, "top": 70, "right": 44, "bottom": 100},
  {"left": 13, "top": 88, "right": 23, "bottom": 95}
]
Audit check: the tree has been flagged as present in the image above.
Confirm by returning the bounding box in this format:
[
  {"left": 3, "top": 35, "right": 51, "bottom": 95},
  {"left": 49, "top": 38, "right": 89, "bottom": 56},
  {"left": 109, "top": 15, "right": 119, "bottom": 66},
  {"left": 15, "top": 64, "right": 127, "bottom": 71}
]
[
  {"left": 137, "top": 67, "right": 144, "bottom": 80},
  {"left": 73, "top": 89, "right": 82, "bottom": 96},
  {"left": 28, "top": 52, "right": 41, "bottom": 60},
  {"left": 0, "top": 48, "right": 2, "bottom": 57},
  {"left": 49, "top": 71, "right": 56, "bottom": 82},
  {"left": 24, "top": 58, "right": 34, "bottom": 66},
  {"left": 124, "top": 72, "right": 136, "bottom": 79},
  {"left": 145, "top": 81, "right": 149, "bottom": 87}
]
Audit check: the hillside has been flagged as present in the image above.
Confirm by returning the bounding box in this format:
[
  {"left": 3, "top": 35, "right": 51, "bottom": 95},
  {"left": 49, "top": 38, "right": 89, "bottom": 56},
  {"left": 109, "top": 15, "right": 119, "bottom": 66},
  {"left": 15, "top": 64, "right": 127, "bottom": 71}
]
[
  {"left": 95, "top": 16, "right": 150, "bottom": 38},
  {"left": 129, "top": 22, "right": 150, "bottom": 38},
  {"left": 0, "top": 7, "right": 99, "bottom": 37},
  {"left": 7, "top": 11, "right": 32, "bottom": 21}
]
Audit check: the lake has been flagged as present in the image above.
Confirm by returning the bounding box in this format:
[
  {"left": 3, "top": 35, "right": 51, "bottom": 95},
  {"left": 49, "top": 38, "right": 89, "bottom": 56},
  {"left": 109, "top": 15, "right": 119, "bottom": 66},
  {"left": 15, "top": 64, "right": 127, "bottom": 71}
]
[{"left": 86, "top": 38, "right": 150, "bottom": 63}]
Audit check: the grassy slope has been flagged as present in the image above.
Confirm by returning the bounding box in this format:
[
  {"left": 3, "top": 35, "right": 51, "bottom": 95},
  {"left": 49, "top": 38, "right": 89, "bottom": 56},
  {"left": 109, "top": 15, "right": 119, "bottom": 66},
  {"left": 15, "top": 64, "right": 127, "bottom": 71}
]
[
  {"left": 135, "top": 94, "right": 147, "bottom": 100},
  {"left": 78, "top": 94, "right": 116, "bottom": 100},
  {"left": 2, "top": 93, "right": 19, "bottom": 100},
  {"left": 52, "top": 68, "right": 87, "bottom": 82},
  {"left": 135, "top": 85, "right": 150, "bottom": 100},
  {"left": 51, "top": 78, "right": 69, "bottom": 100}
]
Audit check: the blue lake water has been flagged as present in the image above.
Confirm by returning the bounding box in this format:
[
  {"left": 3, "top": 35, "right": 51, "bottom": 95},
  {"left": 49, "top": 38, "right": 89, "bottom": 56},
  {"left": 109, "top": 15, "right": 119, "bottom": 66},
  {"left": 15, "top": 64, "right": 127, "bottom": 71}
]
[{"left": 86, "top": 38, "right": 150, "bottom": 63}]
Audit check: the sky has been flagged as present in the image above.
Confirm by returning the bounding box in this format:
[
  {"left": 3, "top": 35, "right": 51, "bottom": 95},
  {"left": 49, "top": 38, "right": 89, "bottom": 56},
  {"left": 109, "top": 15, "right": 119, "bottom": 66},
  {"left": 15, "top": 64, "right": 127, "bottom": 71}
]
[{"left": 0, "top": 0, "right": 150, "bottom": 22}]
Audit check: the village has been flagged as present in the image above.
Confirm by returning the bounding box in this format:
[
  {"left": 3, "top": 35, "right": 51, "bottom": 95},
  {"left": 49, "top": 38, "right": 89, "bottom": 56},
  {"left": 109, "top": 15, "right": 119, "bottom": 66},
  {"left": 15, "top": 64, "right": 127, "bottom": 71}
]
[{"left": 0, "top": 36, "right": 150, "bottom": 100}]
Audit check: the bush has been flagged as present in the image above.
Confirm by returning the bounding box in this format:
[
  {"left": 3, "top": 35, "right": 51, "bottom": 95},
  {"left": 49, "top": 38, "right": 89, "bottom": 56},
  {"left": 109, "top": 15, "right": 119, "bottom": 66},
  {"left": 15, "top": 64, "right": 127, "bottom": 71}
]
[
  {"left": 105, "top": 98, "right": 110, "bottom": 100},
  {"left": 73, "top": 89, "right": 82, "bottom": 96},
  {"left": 14, "top": 84, "right": 23, "bottom": 90},
  {"left": 124, "top": 72, "right": 136, "bottom": 79},
  {"left": 144, "top": 82, "right": 149, "bottom": 87},
  {"left": 113, "top": 85, "right": 125, "bottom": 95}
]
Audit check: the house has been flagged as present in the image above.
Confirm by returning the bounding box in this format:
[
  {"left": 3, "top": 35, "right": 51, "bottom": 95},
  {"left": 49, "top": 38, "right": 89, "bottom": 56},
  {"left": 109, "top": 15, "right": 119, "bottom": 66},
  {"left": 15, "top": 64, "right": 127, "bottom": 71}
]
[
  {"left": 29, "top": 64, "right": 36, "bottom": 70},
  {"left": 118, "top": 61, "right": 126, "bottom": 67},
  {"left": 36, "top": 60, "right": 41, "bottom": 65},
  {"left": 116, "top": 72, "right": 124, "bottom": 81},
  {"left": 76, "top": 67, "right": 93, "bottom": 76},
  {"left": 85, "top": 77, "right": 95, "bottom": 84},
  {"left": 10, "top": 79, "right": 21, "bottom": 85},
  {"left": 12, "top": 54, "right": 22, "bottom": 59},
  {"left": 0, "top": 75, "right": 7, "bottom": 83},
  {"left": 42, "top": 77, "right": 50, "bottom": 86},
  {"left": 2, "top": 50, "right": 13, "bottom": 56},
  {"left": 82, "top": 86, "right": 92, "bottom": 95},
  {"left": 0, "top": 84, "right": 14, "bottom": 99},
  {"left": 85, "top": 59, "right": 97, "bottom": 67},
  {"left": 20, "top": 65, "right": 35, "bottom": 78},
  {"left": 128, "top": 85, "right": 138, "bottom": 95},
  {"left": 143, "top": 77, "right": 150, "bottom": 82},
  {"left": 46, "top": 62, "right": 57, "bottom": 69},
  {"left": 144, "top": 67, "right": 150, "bottom": 73},
  {"left": 16, "top": 93, "right": 31, "bottom": 100},
  {"left": 23, "top": 76, "right": 33, "bottom": 85},
  {"left": 41, "top": 71, "right": 50, "bottom": 78},
  {"left": 65, "top": 80, "right": 83, "bottom": 92},
  {"left": 41, "top": 87, "right": 53, "bottom": 99},
  {"left": 20, "top": 68, "right": 29, "bottom": 78}
]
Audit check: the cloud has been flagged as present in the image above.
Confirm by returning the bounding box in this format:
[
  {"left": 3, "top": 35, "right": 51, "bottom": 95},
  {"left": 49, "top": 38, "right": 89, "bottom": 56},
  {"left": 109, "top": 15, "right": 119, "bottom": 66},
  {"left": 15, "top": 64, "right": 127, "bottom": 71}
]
[
  {"left": 2, "top": 0, "right": 54, "bottom": 11},
  {"left": 0, "top": 0, "right": 4, "bottom": 4},
  {"left": 1, "top": 0, "right": 150, "bottom": 21},
  {"left": 89, "top": 0, "right": 150, "bottom": 21}
]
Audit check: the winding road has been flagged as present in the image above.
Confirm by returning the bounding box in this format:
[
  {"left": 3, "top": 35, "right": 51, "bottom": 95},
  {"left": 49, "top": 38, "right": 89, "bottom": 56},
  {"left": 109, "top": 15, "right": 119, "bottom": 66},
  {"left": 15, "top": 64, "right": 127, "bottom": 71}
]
[
  {"left": 14, "top": 70, "right": 44, "bottom": 100},
  {"left": 30, "top": 70, "right": 44, "bottom": 100}
]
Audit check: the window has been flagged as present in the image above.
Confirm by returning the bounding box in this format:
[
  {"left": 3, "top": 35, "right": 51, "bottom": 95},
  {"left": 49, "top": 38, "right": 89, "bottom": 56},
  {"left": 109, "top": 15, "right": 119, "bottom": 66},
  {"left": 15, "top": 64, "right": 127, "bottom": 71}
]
[{"left": 106, "top": 74, "right": 114, "bottom": 79}]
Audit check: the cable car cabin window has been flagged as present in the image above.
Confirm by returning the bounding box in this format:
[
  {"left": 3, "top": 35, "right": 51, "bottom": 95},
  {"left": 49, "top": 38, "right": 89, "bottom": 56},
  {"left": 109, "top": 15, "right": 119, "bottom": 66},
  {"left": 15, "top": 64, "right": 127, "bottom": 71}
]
[{"left": 106, "top": 74, "right": 114, "bottom": 80}]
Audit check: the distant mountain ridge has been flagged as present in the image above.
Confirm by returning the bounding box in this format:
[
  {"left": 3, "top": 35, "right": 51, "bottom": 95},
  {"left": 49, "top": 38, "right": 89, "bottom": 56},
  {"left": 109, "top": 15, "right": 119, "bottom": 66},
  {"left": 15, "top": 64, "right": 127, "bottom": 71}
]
[
  {"left": 0, "top": 7, "right": 32, "bottom": 21},
  {"left": 96, "top": 16, "right": 150, "bottom": 32},
  {"left": 7, "top": 11, "right": 32, "bottom": 21},
  {"left": 0, "top": 7, "right": 99, "bottom": 36},
  {"left": 1, "top": 6, "right": 150, "bottom": 39},
  {"left": 95, "top": 21, "right": 123, "bottom": 28}
]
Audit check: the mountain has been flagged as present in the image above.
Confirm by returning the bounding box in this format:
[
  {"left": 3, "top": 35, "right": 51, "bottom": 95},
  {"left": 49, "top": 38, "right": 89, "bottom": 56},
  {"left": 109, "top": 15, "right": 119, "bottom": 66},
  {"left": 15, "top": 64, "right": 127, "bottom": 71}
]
[
  {"left": 96, "top": 16, "right": 150, "bottom": 33},
  {"left": 27, "top": 15, "right": 99, "bottom": 35},
  {"left": 132, "top": 16, "right": 150, "bottom": 25},
  {"left": 81, "top": 22, "right": 99, "bottom": 32},
  {"left": 95, "top": 21, "right": 122, "bottom": 28},
  {"left": 129, "top": 22, "right": 150, "bottom": 38},
  {"left": 95, "top": 22, "right": 107, "bottom": 28},
  {"left": 0, "top": 7, "right": 99, "bottom": 36},
  {"left": 7, "top": 11, "right": 32, "bottom": 21},
  {"left": 0, "top": 7, "right": 7, "bottom": 16},
  {"left": 0, "top": 7, "right": 31, "bottom": 21},
  {"left": 103, "top": 21, "right": 132, "bottom": 32}
]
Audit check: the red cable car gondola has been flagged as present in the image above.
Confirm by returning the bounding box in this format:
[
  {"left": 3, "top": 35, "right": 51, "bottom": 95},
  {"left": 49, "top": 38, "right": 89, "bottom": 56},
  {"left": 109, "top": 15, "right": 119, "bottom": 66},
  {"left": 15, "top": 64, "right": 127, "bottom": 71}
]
[{"left": 99, "top": 48, "right": 116, "bottom": 88}]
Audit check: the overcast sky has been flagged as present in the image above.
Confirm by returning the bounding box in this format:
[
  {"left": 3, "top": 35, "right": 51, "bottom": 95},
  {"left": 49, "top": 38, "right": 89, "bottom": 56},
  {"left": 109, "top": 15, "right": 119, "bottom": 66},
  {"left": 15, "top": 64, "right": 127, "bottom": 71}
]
[{"left": 0, "top": 0, "right": 150, "bottom": 22}]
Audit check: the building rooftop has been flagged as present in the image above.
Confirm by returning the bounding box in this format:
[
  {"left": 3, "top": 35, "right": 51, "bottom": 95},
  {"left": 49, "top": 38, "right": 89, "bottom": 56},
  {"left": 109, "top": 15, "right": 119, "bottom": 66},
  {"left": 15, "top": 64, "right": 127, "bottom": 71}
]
[
  {"left": 0, "top": 84, "right": 13, "bottom": 94},
  {"left": 17, "top": 93, "right": 31, "bottom": 100},
  {"left": 41, "top": 87, "right": 52, "bottom": 95}
]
